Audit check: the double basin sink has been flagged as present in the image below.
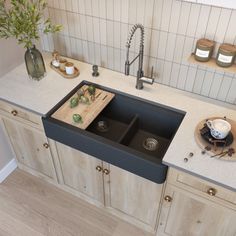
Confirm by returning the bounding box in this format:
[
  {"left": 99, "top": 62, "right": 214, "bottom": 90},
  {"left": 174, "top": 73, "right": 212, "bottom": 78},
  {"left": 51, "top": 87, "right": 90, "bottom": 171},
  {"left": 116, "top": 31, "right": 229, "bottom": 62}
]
[{"left": 43, "top": 81, "right": 185, "bottom": 183}]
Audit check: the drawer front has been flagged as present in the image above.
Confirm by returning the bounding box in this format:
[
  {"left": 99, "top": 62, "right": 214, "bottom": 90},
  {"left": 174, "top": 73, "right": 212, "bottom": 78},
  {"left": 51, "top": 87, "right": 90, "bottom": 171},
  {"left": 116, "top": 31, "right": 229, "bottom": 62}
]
[
  {"left": 168, "top": 168, "right": 236, "bottom": 208},
  {"left": 0, "top": 100, "right": 42, "bottom": 127}
]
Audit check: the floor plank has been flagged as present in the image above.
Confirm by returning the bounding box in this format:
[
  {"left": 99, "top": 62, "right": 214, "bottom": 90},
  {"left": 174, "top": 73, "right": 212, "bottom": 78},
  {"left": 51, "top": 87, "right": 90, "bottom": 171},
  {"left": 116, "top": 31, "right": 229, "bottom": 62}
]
[{"left": 0, "top": 169, "right": 153, "bottom": 236}]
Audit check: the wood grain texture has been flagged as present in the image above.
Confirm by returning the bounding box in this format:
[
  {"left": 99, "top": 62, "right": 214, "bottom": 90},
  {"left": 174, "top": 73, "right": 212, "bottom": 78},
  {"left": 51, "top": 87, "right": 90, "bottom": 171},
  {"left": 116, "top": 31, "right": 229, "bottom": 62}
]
[
  {"left": 188, "top": 54, "right": 236, "bottom": 74},
  {"left": 52, "top": 85, "right": 115, "bottom": 129},
  {"left": 0, "top": 169, "right": 152, "bottom": 236},
  {"left": 2, "top": 117, "right": 57, "bottom": 180},
  {"left": 157, "top": 184, "right": 236, "bottom": 236},
  {"left": 0, "top": 100, "right": 42, "bottom": 129},
  {"left": 50, "top": 62, "right": 80, "bottom": 79},
  {"left": 167, "top": 168, "right": 236, "bottom": 210},
  {"left": 104, "top": 163, "right": 163, "bottom": 232},
  {"left": 56, "top": 142, "right": 104, "bottom": 204}
]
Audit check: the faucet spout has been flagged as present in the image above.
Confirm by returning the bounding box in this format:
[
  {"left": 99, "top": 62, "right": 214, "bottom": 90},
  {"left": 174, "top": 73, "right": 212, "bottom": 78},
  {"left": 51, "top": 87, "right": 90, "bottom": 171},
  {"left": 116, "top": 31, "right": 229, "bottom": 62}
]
[{"left": 124, "top": 24, "right": 153, "bottom": 90}]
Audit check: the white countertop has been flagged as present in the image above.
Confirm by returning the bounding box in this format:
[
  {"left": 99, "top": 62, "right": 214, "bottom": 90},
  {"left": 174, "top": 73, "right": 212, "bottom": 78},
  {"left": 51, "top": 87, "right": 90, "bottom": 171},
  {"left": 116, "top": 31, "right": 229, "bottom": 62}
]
[{"left": 1, "top": 53, "right": 236, "bottom": 191}]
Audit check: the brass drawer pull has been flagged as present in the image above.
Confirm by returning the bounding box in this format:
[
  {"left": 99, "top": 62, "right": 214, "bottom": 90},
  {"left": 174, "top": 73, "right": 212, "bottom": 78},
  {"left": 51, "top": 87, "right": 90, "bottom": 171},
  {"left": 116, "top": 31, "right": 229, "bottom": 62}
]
[
  {"left": 11, "top": 110, "right": 18, "bottom": 116},
  {"left": 207, "top": 188, "right": 217, "bottom": 196},
  {"left": 103, "top": 169, "right": 110, "bottom": 175},
  {"left": 43, "top": 143, "right": 49, "bottom": 149},
  {"left": 96, "top": 166, "right": 102, "bottom": 172},
  {"left": 164, "top": 195, "right": 172, "bottom": 202}
]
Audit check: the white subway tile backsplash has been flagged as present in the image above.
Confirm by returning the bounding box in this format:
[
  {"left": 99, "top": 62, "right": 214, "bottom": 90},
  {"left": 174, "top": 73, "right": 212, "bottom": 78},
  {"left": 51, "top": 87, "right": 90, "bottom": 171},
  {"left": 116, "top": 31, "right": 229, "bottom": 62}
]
[
  {"left": 86, "top": 16, "right": 94, "bottom": 42},
  {"left": 107, "top": 0, "right": 114, "bottom": 21},
  {"left": 91, "top": 0, "right": 100, "bottom": 18},
  {"left": 99, "top": 0, "right": 107, "bottom": 18},
  {"left": 136, "top": 0, "right": 145, "bottom": 25},
  {"left": 85, "top": 0, "right": 92, "bottom": 15},
  {"left": 193, "top": 69, "right": 206, "bottom": 94},
  {"left": 157, "top": 31, "right": 168, "bottom": 60},
  {"left": 43, "top": 0, "right": 236, "bottom": 105},
  {"left": 223, "top": 10, "right": 236, "bottom": 43},
  {"left": 121, "top": 0, "right": 129, "bottom": 23},
  {"left": 128, "top": 0, "right": 137, "bottom": 25},
  {"left": 177, "top": 65, "right": 189, "bottom": 90},
  {"left": 78, "top": 0, "right": 86, "bottom": 14},
  {"left": 165, "top": 34, "right": 177, "bottom": 61},
  {"left": 168, "top": 0, "right": 181, "bottom": 33},
  {"left": 113, "top": 22, "right": 121, "bottom": 49},
  {"left": 79, "top": 15, "right": 87, "bottom": 40},
  {"left": 195, "top": 5, "right": 211, "bottom": 38},
  {"left": 217, "top": 75, "right": 232, "bottom": 101},
  {"left": 214, "top": 8, "right": 231, "bottom": 42},
  {"left": 186, "top": 3, "right": 201, "bottom": 37},
  {"left": 144, "top": 0, "right": 154, "bottom": 28},
  {"left": 169, "top": 63, "right": 180, "bottom": 87},
  {"left": 93, "top": 18, "right": 100, "bottom": 44},
  {"left": 205, "top": 6, "right": 221, "bottom": 40},
  {"left": 160, "top": 0, "right": 173, "bottom": 31},
  {"left": 200, "top": 71, "right": 214, "bottom": 96},
  {"left": 114, "top": 0, "right": 121, "bottom": 22},
  {"left": 178, "top": 2, "right": 191, "bottom": 35},
  {"left": 106, "top": 21, "right": 114, "bottom": 47},
  {"left": 185, "top": 66, "right": 197, "bottom": 92},
  {"left": 152, "top": 0, "right": 164, "bottom": 30},
  {"left": 99, "top": 19, "right": 107, "bottom": 45},
  {"left": 208, "top": 73, "right": 223, "bottom": 99}
]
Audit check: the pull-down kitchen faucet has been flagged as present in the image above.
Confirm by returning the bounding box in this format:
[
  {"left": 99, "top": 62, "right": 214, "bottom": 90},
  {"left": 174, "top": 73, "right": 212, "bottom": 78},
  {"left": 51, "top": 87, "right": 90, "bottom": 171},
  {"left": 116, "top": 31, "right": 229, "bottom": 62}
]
[{"left": 125, "top": 24, "right": 154, "bottom": 90}]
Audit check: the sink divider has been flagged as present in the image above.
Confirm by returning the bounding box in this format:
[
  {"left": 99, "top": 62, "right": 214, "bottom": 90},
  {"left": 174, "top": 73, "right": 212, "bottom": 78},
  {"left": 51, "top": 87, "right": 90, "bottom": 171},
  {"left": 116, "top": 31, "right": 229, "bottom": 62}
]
[{"left": 118, "top": 114, "right": 139, "bottom": 145}]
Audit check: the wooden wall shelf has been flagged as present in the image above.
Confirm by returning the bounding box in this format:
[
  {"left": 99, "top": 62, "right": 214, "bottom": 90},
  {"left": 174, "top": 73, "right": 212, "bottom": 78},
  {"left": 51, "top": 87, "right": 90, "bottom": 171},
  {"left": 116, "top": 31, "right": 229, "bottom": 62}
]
[{"left": 188, "top": 54, "right": 236, "bottom": 74}]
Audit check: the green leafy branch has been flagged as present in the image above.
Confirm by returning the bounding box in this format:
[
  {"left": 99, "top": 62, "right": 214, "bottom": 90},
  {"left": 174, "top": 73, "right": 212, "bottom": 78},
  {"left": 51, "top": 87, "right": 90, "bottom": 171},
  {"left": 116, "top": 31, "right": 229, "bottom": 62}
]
[{"left": 0, "top": 0, "right": 62, "bottom": 48}]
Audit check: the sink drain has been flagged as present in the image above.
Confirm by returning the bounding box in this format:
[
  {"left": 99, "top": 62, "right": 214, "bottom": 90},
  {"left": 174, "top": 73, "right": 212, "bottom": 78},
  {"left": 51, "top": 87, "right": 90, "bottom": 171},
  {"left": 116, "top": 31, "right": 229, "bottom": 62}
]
[
  {"left": 96, "top": 120, "right": 109, "bottom": 132},
  {"left": 143, "top": 138, "right": 159, "bottom": 151}
]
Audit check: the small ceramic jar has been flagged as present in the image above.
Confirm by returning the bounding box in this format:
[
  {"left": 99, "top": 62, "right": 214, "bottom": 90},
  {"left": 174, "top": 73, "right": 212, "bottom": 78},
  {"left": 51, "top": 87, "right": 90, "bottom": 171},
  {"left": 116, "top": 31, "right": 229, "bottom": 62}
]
[
  {"left": 65, "top": 62, "right": 75, "bottom": 75},
  {"left": 194, "top": 39, "right": 215, "bottom": 62},
  {"left": 216, "top": 44, "right": 236, "bottom": 67},
  {"left": 59, "top": 58, "right": 67, "bottom": 72}
]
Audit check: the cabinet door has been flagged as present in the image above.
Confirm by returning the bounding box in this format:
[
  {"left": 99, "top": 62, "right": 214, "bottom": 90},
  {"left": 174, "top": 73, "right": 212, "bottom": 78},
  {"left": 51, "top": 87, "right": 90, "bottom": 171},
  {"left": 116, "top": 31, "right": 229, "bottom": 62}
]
[
  {"left": 104, "top": 164, "right": 163, "bottom": 231},
  {"left": 56, "top": 143, "right": 104, "bottom": 204},
  {"left": 2, "top": 117, "right": 57, "bottom": 180},
  {"left": 158, "top": 184, "right": 236, "bottom": 236}
]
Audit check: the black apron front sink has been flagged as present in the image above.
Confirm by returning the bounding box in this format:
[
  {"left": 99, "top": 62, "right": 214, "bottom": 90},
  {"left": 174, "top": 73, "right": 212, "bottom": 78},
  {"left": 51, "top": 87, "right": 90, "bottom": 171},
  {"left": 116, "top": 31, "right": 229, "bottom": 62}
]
[{"left": 42, "top": 81, "right": 186, "bottom": 184}]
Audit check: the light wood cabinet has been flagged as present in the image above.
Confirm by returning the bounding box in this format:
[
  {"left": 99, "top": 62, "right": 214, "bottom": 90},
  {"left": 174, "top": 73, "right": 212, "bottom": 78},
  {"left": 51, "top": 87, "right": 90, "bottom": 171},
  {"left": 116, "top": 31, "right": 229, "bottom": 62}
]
[
  {"left": 55, "top": 142, "right": 104, "bottom": 205},
  {"left": 1, "top": 117, "right": 57, "bottom": 181},
  {"left": 103, "top": 163, "right": 163, "bottom": 232},
  {"left": 157, "top": 184, "right": 236, "bottom": 236},
  {"left": 55, "top": 144, "right": 163, "bottom": 232}
]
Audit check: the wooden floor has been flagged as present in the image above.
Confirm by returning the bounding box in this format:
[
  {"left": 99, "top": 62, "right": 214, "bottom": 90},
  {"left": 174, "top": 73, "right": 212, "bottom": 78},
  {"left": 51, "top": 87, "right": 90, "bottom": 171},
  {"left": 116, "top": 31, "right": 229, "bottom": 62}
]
[{"left": 0, "top": 169, "right": 152, "bottom": 236}]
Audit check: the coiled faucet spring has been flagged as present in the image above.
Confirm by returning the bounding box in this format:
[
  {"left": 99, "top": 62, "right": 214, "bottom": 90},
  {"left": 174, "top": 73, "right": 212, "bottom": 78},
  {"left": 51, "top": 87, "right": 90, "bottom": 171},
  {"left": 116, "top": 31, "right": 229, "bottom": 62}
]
[{"left": 126, "top": 24, "right": 145, "bottom": 49}]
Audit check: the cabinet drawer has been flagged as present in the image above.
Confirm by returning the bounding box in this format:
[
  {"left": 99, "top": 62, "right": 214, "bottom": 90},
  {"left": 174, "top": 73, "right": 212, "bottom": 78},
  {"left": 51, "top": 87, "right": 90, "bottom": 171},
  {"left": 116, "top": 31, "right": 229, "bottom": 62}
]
[
  {"left": 0, "top": 100, "right": 42, "bottom": 127},
  {"left": 168, "top": 168, "right": 236, "bottom": 208}
]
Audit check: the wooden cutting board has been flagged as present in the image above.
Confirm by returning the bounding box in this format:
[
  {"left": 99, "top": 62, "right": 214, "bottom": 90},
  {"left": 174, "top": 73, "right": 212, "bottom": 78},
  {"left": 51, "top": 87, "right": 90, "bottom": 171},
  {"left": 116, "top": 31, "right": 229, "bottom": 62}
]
[{"left": 52, "top": 85, "right": 115, "bottom": 129}]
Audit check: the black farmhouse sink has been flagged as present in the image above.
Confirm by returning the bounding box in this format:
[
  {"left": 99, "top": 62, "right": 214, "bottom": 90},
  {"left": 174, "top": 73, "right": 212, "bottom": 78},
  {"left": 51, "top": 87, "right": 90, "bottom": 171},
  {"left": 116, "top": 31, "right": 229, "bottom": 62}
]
[{"left": 43, "top": 81, "right": 186, "bottom": 183}]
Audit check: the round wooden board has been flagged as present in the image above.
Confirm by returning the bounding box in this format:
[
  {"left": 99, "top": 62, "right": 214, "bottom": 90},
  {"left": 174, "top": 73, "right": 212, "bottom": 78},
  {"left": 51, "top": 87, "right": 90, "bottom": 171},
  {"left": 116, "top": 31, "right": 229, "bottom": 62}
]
[{"left": 194, "top": 117, "right": 236, "bottom": 161}]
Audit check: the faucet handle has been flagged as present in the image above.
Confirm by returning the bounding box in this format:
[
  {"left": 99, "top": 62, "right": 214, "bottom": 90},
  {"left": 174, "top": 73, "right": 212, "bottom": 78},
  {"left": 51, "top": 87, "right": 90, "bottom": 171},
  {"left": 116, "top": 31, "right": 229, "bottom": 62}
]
[{"left": 140, "top": 66, "right": 154, "bottom": 85}]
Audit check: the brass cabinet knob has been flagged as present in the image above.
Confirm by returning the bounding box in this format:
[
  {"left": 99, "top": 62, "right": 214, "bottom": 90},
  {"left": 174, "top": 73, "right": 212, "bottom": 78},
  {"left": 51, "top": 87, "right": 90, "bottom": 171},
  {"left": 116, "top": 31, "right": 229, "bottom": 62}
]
[
  {"left": 96, "top": 166, "right": 102, "bottom": 172},
  {"left": 164, "top": 195, "right": 172, "bottom": 202},
  {"left": 11, "top": 110, "right": 18, "bottom": 116},
  {"left": 207, "top": 188, "right": 217, "bottom": 196},
  {"left": 43, "top": 143, "right": 49, "bottom": 149},
  {"left": 103, "top": 169, "right": 110, "bottom": 175}
]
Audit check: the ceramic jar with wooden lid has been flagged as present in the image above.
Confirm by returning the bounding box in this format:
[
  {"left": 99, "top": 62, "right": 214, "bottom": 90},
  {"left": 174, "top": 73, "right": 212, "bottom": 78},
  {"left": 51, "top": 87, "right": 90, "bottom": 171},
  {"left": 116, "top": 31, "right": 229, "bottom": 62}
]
[
  {"left": 216, "top": 44, "right": 236, "bottom": 67},
  {"left": 194, "top": 38, "right": 215, "bottom": 62}
]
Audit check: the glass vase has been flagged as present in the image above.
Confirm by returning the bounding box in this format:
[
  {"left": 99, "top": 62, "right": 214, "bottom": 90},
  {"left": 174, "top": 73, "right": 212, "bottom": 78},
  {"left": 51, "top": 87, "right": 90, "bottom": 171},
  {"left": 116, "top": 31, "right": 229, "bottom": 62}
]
[{"left": 24, "top": 45, "right": 46, "bottom": 81}]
